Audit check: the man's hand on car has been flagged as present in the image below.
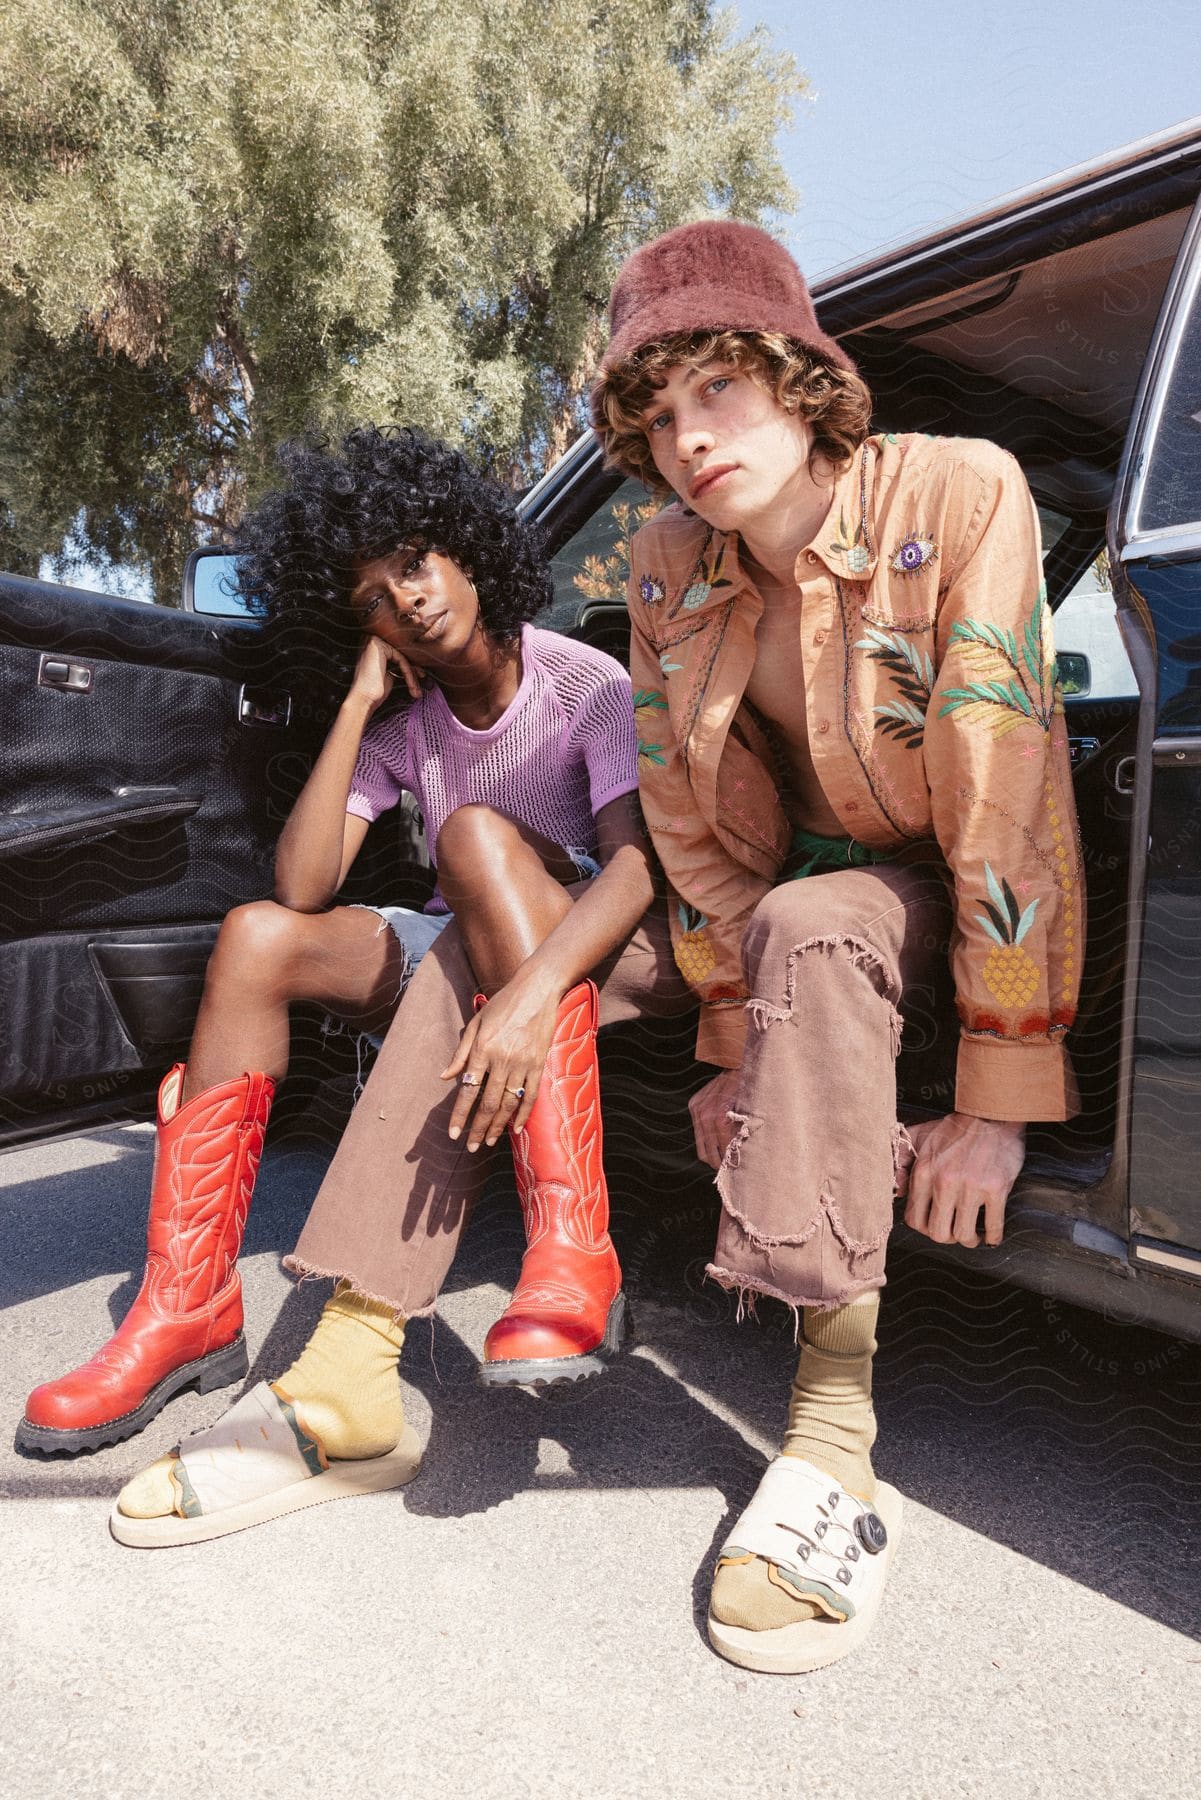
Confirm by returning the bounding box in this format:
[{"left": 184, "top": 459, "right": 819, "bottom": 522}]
[{"left": 903, "top": 1113, "right": 1027, "bottom": 1248}]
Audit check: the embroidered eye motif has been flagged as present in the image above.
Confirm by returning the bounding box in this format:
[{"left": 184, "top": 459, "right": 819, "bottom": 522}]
[
  {"left": 639, "top": 574, "right": 666, "bottom": 605},
  {"left": 890, "top": 535, "right": 937, "bottom": 577}
]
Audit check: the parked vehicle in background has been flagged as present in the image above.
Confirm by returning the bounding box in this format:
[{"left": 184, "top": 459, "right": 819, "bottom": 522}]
[{"left": 4, "top": 120, "right": 1201, "bottom": 1340}]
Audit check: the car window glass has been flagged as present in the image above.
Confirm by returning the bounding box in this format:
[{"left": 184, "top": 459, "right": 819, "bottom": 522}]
[
  {"left": 1053, "top": 552, "right": 1137, "bottom": 700},
  {"left": 1138, "top": 261, "right": 1201, "bottom": 535},
  {"left": 548, "top": 479, "right": 663, "bottom": 615},
  {"left": 1036, "top": 504, "right": 1073, "bottom": 558}
]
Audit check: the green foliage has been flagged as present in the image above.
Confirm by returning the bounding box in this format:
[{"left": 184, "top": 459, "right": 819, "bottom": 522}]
[{"left": 0, "top": 0, "right": 801, "bottom": 601}]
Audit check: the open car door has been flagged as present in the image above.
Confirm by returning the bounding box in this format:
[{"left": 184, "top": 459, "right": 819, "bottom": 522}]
[
  {"left": 1114, "top": 190, "right": 1201, "bottom": 1281},
  {"left": 0, "top": 571, "right": 331, "bottom": 1148}
]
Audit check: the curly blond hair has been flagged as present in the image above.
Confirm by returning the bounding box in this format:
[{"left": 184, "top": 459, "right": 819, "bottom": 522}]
[{"left": 591, "top": 329, "right": 873, "bottom": 490}]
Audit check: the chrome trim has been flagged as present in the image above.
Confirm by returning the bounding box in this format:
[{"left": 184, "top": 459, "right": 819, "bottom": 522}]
[
  {"left": 1132, "top": 1237, "right": 1201, "bottom": 1278},
  {"left": 237, "top": 684, "right": 292, "bottom": 728},
  {"left": 1117, "top": 190, "right": 1201, "bottom": 548},
  {"left": 1103, "top": 568, "right": 1158, "bottom": 1235},
  {"left": 1119, "top": 524, "right": 1201, "bottom": 562},
  {"left": 37, "top": 652, "right": 93, "bottom": 693}
]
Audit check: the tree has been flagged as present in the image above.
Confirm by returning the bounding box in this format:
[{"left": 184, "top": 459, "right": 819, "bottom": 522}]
[{"left": 0, "top": 0, "right": 802, "bottom": 602}]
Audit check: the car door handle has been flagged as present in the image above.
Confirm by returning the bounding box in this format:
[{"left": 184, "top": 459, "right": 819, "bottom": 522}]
[
  {"left": 238, "top": 684, "right": 292, "bottom": 727},
  {"left": 38, "top": 653, "right": 94, "bottom": 693}
]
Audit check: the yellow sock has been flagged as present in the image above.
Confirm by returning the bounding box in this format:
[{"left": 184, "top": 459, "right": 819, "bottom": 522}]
[
  {"left": 273, "top": 1281, "right": 407, "bottom": 1461},
  {"left": 781, "top": 1291, "right": 878, "bottom": 1503},
  {"left": 711, "top": 1292, "right": 879, "bottom": 1631}
]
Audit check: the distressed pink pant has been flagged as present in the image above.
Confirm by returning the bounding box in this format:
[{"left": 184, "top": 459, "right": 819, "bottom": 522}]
[
  {"left": 708, "top": 862, "right": 951, "bottom": 1313},
  {"left": 286, "top": 865, "right": 950, "bottom": 1316}
]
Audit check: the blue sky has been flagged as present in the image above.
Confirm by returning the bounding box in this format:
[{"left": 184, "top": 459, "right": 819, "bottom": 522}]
[{"left": 734, "top": 0, "right": 1201, "bottom": 276}]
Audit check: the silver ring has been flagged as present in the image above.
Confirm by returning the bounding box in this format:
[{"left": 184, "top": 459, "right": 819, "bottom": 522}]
[
  {"left": 460, "top": 1072, "right": 482, "bottom": 1088},
  {"left": 504, "top": 1085, "right": 526, "bottom": 1099}
]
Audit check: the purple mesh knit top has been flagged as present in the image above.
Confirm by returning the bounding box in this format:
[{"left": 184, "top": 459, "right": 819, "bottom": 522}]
[{"left": 347, "top": 625, "right": 639, "bottom": 910}]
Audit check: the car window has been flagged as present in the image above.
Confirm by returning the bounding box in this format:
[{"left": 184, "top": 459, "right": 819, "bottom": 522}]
[
  {"left": 1052, "top": 551, "right": 1138, "bottom": 700},
  {"left": 1136, "top": 251, "right": 1201, "bottom": 536},
  {"left": 548, "top": 478, "right": 663, "bottom": 615},
  {"left": 1036, "top": 505, "right": 1073, "bottom": 559}
]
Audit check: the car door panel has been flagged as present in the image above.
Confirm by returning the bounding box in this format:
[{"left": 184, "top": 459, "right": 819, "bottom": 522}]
[
  {"left": 1112, "top": 190, "right": 1201, "bottom": 1265},
  {"left": 0, "top": 571, "right": 326, "bottom": 1137}
]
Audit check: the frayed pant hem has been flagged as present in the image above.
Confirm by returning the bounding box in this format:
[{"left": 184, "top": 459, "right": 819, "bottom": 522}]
[
  {"left": 706, "top": 1261, "right": 885, "bottom": 1326},
  {"left": 281, "top": 1252, "right": 436, "bottom": 1321}
]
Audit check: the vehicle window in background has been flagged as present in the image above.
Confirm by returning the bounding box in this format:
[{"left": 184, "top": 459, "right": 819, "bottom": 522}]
[
  {"left": 548, "top": 478, "right": 661, "bottom": 617},
  {"left": 1036, "top": 504, "right": 1073, "bottom": 559},
  {"left": 1036, "top": 503, "right": 1137, "bottom": 701},
  {"left": 1052, "top": 551, "right": 1137, "bottom": 700},
  {"left": 1137, "top": 253, "right": 1201, "bottom": 537}
]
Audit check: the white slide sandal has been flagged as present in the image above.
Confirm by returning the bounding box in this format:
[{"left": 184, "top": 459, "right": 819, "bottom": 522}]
[
  {"left": 707, "top": 1456, "right": 904, "bottom": 1674},
  {"left": 110, "top": 1382, "right": 422, "bottom": 1549}
]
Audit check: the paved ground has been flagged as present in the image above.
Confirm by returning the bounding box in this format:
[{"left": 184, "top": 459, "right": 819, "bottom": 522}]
[{"left": 2, "top": 1113, "right": 1199, "bottom": 1800}]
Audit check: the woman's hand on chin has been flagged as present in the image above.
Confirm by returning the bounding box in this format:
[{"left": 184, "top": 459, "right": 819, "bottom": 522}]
[
  {"left": 348, "top": 636, "right": 423, "bottom": 714},
  {"left": 441, "top": 966, "right": 563, "bottom": 1151}
]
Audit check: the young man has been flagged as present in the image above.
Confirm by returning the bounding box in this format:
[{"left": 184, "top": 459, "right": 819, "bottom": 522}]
[{"left": 591, "top": 219, "right": 1083, "bottom": 1672}]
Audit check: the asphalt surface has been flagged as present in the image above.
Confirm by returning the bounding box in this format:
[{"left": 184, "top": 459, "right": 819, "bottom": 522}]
[{"left": 2, "top": 1107, "right": 1200, "bottom": 1800}]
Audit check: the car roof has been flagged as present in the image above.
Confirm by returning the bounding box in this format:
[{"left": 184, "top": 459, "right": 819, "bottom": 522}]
[{"left": 811, "top": 116, "right": 1201, "bottom": 299}]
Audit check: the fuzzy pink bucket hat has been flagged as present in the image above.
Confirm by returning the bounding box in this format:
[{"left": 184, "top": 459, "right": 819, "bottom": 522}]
[{"left": 602, "top": 218, "right": 855, "bottom": 374}]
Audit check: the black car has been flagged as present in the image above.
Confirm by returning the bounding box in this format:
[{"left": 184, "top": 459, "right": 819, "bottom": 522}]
[{"left": 4, "top": 119, "right": 1201, "bottom": 1342}]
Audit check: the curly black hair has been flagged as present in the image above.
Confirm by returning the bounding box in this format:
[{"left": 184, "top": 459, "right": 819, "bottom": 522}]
[{"left": 233, "top": 425, "right": 551, "bottom": 698}]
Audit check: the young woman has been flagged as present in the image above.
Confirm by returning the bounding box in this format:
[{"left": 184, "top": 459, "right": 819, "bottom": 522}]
[{"left": 20, "top": 427, "right": 665, "bottom": 1527}]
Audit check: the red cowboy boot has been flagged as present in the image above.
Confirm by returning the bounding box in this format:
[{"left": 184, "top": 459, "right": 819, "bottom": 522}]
[
  {"left": 17, "top": 1063, "right": 274, "bottom": 1454},
  {"left": 480, "top": 980, "right": 628, "bottom": 1386}
]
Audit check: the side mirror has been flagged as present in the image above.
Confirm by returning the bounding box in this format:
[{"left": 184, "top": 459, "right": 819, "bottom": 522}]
[
  {"left": 1056, "top": 651, "right": 1091, "bottom": 697},
  {"left": 182, "top": 549, "right": 259, "bottom": 620}
]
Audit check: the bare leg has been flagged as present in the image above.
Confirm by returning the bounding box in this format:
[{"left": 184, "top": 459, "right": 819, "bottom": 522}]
[
  {"left": 182, "top": 900, "right": 407, "bottom": 1101},
  {"left": 434, "top": 805, "right": 578, "bottom": 994}
]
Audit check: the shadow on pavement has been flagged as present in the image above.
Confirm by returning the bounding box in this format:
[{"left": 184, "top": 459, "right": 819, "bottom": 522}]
[{"left": 5, "top": 1125, "right": 1200, "bottom": 1645}]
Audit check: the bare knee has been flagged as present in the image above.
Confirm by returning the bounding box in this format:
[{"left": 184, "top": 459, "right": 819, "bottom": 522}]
[
  {"left": 436, "top": 805, "right": 524, "bottom": 877},
  {"left": 210, "top": 899, "right": 313, "bottom": 989}
]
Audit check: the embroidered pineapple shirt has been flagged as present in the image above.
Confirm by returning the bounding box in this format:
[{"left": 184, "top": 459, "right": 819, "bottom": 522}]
[{"left": 627, "top": 431, "right": 1084, "bottom": 1122}]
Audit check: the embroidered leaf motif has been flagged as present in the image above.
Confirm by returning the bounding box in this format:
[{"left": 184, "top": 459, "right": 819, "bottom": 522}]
[
  {"left": 940, "top": 591, "right": 1055, "bottom": 734},
  {"left": 659, "top": 651, "right": 682, "bottom": 674},
  {"left": 975, "top": 863, "right": 1042, "bottom": 1007},
  {"left": 872, "top": 700, "right": 926, "bottom": 747},
  {"left": 638, "top": 742, "right": 666, "bottom": 766},
  {"left": 855, "top": 625, "right": 934, "bottom": 750},
  {"left": 829, "top": 507, "right": 864, "bottom": 555},
  {"left": 680, "top": 536, "right": 734, "bottom": 612},
  {"left": 633, "top": 688, "right": 668, "bottom": 711}
]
